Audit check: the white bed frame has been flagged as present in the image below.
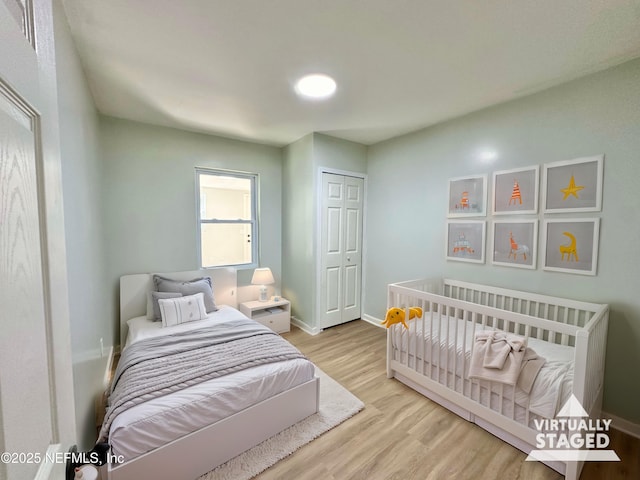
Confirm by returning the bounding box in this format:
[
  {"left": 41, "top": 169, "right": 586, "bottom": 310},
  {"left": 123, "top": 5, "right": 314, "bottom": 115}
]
[
  {"left": 105, "top": 269, "right": 320, "bottom": 480},
  {"left": 387, "top": 279, "right": 609, "bottom": 480}
]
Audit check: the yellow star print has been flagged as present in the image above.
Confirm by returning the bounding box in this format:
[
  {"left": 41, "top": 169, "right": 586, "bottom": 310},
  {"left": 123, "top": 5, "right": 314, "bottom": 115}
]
[{"left": 561, "top": 174, "right": 584, "bottom": 200}]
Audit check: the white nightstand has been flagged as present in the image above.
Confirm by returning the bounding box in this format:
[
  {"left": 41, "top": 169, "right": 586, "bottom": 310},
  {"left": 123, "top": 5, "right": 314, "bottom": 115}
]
[{"left": 239, "top": 298, "right": 291, "bottom": 333}]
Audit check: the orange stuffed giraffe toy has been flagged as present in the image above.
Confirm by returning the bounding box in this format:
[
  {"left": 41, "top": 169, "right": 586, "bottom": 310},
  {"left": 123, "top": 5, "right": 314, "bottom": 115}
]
[{"left": 381, "top": 307, "right": 423, "bottom": 329}]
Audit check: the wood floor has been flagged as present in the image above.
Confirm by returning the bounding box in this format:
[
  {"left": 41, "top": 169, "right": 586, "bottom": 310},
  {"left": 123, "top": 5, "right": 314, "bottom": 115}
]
[{"left": 254, "top": 320, "right": 639, "bottom": 480}]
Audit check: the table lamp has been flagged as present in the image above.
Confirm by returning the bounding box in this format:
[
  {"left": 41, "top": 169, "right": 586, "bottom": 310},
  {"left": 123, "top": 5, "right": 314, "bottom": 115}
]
[{"left": 251, "top": 267, "right": 274, "bottom": 302}]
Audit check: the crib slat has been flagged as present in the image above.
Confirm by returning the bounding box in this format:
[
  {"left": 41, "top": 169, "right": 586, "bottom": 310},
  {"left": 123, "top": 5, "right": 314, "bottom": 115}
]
[
  {"left": 561, "top": 307, "right": 569, "bottom": 345},
  {"left": 436, "top": 305, "right": 442, "bottom": 384},
  {"left": 429, "top": 303, "right": 435, "bottom": 380},
  {"left": 444, "top": 308, "right": 452, "bottom": 387},
  {"left": 535, "top": 302, "right": 543, "bottom": 340},
  {"left": 420, "top": 300, "right": 426, "bottom": 377},
  {"left": 462, "top": 311, "right": 470, "bottom": 396},
  {"left": 453, "top": 308, "right": 461, "bottom": 392}
]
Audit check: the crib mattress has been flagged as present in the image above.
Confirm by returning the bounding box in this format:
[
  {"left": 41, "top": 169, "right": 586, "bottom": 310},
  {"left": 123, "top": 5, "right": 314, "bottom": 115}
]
[
  {"left": 390, "top": 313, "right": 574, "bottom": 419},
  {"left": 110, "top": 308, "right": 315, "bottom": 462}
]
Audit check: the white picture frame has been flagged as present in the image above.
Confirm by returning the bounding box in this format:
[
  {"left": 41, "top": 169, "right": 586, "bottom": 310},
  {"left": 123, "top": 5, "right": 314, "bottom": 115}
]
[
  {"left": 492, "top": 220, "right": 538, "bottom": 270},
  {"left": 542, "top": 155, "right": 604, "bottom": 213},
  {"left": 492, "top": 166, "right": 539, "bottom": 215},
  {"left": 446, "top": 221, "right": 486, "bottom": 264},
  {"left": 447, "top": 174, "right": 487, "bottom": 217},
  {"left": 542, "top": 218, "right": 600, "bottom": 276}
]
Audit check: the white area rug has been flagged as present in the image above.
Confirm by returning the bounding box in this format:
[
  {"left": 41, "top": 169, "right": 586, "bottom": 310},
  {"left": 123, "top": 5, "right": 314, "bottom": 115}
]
[{"left": 200, "top": 367, "right": 364, "bottom": 480}]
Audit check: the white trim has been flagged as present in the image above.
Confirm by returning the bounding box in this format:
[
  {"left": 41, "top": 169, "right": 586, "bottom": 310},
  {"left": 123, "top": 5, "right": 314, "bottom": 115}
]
[
  {"left": 34, "top": 444, "right": 62, "bottom": 480},
  {"left": 315, "top": 167, "right": 367, "bottom": 331},
  {"left": 195, "top": 167, "right": 259, "bottom": 269},
  {"left": 361, "top": 314, "right": 385, "bottom": 329},
  {"left": 602, "top": 411, "right": 640, "bottom": 439},
  {"left": 291, "top": 316, "right": 321, "bottom": 336}
]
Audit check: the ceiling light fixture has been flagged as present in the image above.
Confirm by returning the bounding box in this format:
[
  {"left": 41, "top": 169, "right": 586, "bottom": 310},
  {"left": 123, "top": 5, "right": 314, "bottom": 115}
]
[{"left": 294, "top": 74, "right": 337, "bottom": 99}]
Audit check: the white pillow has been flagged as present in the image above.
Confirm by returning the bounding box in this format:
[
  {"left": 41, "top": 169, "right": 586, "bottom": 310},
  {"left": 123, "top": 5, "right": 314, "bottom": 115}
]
[{"left": 158, "top": 293, "right": 208, "bottom": 327}]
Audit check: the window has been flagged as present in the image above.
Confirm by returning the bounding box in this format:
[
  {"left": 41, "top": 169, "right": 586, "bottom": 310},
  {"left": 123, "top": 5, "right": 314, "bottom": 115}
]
[{"left": 196, "top": 168, "right": 258, "bottom": 268}]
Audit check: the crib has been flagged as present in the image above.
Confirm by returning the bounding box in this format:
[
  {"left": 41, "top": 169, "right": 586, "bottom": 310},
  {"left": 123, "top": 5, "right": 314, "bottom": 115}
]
[{"left": 386, "top": 278, "right": 609, "bottom": 480}]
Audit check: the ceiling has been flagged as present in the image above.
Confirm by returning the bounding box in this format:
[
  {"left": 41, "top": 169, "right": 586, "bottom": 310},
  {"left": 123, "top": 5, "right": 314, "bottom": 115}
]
[{"left": 61, "top": 0, "right": 640, "bottom": 147}]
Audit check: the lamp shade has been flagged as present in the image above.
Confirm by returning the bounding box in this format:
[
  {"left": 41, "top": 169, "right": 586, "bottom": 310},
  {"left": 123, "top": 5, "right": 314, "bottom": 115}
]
[{"left": 251, "top": 267, "right": 274, "bottom": 286}]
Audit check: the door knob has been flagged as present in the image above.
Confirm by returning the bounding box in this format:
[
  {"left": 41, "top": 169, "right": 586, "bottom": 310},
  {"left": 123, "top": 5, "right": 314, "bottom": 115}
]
[{"left": 347, "top": 257, "right": 351, "bottom": 261}]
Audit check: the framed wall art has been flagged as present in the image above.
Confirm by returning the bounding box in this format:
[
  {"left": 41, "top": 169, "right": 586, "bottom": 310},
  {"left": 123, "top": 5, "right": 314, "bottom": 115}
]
[
  {"left": 447, "top": 174, "right": 487, "bottom": 217},
  {"left": 446, "top": 221, "right": 486, "bottom": 264},
  {"left": 492, "top": 166, "right": 539, "bottom": 215},
  {"left": 492, "top": 220, "right": 537, "bottom": 269},
  {"left": 543, "top": 155, "right": 604, "bottom": 213},
  {"left": 542, "top": 218, "right": 600, "bottom": 276}
]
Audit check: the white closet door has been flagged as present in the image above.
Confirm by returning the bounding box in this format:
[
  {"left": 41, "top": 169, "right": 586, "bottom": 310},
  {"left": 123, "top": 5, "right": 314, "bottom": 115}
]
[{"left": 320, "top": 173, "right": 363, "bottom": 329}]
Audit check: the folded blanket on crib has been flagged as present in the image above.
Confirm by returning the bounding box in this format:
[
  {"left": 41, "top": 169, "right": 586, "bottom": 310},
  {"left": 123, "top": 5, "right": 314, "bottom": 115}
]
[
  {"left": 469, "top": 331, "right": 545, "bottom": 388},
  {"left": 517, "top": 349, "right": 546, "bottom": 394},
  {"left": 481, "top": 331, "right": 526, "bottom": 369}
]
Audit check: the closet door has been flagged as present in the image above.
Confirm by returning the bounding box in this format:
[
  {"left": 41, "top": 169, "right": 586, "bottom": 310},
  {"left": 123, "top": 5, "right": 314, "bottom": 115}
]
[{"left": 320, "top": 173, "right": 364, "bottom": 329}]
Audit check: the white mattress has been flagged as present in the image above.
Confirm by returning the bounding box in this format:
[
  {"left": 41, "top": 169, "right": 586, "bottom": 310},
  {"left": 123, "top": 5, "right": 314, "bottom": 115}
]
[
  {"left": 110, "top": 306, "right": 315, "bottom": 462},
  {"left": 390, "top": 313, "right": 574, "bottom": 420}
]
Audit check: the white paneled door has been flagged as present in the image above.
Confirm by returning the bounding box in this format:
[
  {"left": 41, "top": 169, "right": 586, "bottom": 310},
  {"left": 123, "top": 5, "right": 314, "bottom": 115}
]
[
  {"left": 1, "top": 2, "right": 75, "bottom": 479},
  {"left": 320, "top": 173, "right": 364, "bottom": 329}
]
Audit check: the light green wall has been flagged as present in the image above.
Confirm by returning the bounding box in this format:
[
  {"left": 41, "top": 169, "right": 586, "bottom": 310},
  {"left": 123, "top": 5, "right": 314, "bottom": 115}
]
[
  {"left": 100, "top": 117, "right": 283, "bottom": 339},
  {"left": 282, "top": 134, "right": 315, "bottom": 327},
  {"left": 365, "top": 58, "right": 640, "bottom": 422},
  {"left": 54, "top": 2, "right": 110, "bottom": 449},
  {"left": 282, "top": 133, "right": 367, "bottom": 330},
  {"left": 314, "top": 133, "right": 368, "bottom": 173}
]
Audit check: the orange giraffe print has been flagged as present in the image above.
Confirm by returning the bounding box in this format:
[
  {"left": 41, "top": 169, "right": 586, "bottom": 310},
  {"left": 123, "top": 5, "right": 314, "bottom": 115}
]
[{"left": 509, "top": 179, "right": 522, "bottom": 205}]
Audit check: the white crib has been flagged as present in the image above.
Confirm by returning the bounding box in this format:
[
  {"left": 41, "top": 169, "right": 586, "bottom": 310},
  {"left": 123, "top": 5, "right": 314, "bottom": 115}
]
[{"left": 386, "top": 278, "right": 609, "bottom": 480}]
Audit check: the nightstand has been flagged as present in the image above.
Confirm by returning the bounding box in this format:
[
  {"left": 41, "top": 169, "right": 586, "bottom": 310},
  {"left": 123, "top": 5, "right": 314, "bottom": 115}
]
[{"left": 239, "top": 298, "right": 291, "bottom": 333}]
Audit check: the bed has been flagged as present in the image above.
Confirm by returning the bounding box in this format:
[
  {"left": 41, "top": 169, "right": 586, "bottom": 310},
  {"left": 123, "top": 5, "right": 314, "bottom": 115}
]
[
  {"left": 386, "top": 278, "right": 609, "bottom": 480},
  {"left": 101, "top": 269, "right": 319, "bottom": 480}
]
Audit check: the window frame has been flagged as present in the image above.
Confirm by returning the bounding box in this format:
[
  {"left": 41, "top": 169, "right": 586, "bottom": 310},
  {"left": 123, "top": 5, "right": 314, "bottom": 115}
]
[{"left": 195, "top": 167, "right": 259, "bottom": 269}]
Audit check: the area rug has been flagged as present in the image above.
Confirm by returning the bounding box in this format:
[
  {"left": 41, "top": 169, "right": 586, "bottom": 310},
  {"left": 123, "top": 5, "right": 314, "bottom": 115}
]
[{"left": 200, "top": 367, "right": 364, "bottom": 480}]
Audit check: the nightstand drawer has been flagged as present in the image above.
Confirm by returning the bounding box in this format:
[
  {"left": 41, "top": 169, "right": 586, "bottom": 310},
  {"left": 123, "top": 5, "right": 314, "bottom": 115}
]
[
  {"left": 255, "top": 312, "right": 290, "bottom": 333},
  {"left": 240, "top": 298, "right": 291, "bottom": 334}
]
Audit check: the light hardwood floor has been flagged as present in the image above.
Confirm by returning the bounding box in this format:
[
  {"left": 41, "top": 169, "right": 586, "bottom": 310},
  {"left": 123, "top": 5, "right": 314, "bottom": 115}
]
[{"left": 254, "top": 320, "right": 638, "bottom": 480}]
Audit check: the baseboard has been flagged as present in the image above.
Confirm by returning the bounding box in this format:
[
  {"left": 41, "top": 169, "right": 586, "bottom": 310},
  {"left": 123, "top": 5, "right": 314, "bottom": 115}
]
[
  {"left": 361, "top": 314, "right": 385, "bottom": 329},
  {"left": 602, "top": 410, "right": 640, "bottom": 439},
  {"left": 291, "top": 316, "right": 321, "bottom": 335}
]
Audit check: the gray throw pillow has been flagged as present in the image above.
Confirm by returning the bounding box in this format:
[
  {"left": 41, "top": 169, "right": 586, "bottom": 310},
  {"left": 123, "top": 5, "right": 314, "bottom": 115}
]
[
  {"left": 153, "top": 275, "right": 217, "bottom": 313},
  {"left": 151, "top": 291, "right": 183, "bottom": 321}
]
